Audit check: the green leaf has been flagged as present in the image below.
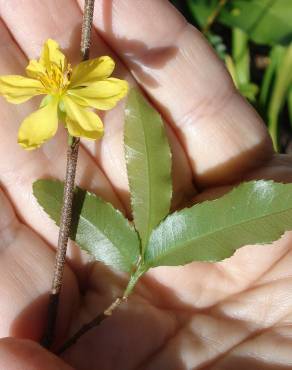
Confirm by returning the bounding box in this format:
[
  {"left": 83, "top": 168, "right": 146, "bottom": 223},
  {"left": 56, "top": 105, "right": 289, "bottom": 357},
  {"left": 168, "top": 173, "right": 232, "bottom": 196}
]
[
  {"left": 187, "top": 0, "right": 217, "bottom": 28},
  {"left": 225, "top": 52, "right": 258, "bottom": 102},
  {"left": 145, "top": 180, "right": 292, "bottom": 268},
  {"left": 220, "top": 0, "right": 292, "bottom": 46},
  {"left": 124, "top": 88, "right": 172, "bottom": 251},
  {"left": 259, "top": 45, "right": 286, "bottom": 112},
  {"left": 267, "top": 43, "right": 292, "bottom": 150},
  {"left": 33, "top": 179, "right": 140, "bottom": 273},
  {"left": 232, "top": 28, "right": 250, "bottom": 86},
  {"left": 238, "top": 82, "right": 259, "bottom": 102},
  {"left": 225, "top": 55, "right": 239, "bottom": 87},
  {"left": 187, "top": 0, "right": 292, "bottom": 46}
]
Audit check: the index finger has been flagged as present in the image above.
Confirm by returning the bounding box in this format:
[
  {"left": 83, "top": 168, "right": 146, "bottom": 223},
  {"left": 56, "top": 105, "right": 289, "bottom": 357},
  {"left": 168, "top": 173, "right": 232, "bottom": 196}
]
[{"left": 81, "top": 0, "right": 273, "bottom": 187}]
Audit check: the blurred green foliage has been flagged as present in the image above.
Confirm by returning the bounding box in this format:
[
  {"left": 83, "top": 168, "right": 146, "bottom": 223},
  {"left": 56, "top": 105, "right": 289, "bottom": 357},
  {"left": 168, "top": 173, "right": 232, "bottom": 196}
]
[{"left": 172, "top": 0, "right": 292, "bottom": 152}]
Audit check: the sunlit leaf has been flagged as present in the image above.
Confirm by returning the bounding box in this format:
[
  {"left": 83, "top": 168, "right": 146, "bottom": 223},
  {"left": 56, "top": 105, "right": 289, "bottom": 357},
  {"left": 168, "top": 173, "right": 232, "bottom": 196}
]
[
  {"left": 267, "top": 43, "right": 292, "bottom": 150},
  {"left": 145, "top": 181, "right": 292, "bottom": 268},
  {"left": 232, "top": 28, "right": 250, "bottom": 86},
  {"left": 259, "top": 45, "right": 286, "bottom": 112},
  {"left": 124, "top": 88, "right": 172, "bottom": 251}
]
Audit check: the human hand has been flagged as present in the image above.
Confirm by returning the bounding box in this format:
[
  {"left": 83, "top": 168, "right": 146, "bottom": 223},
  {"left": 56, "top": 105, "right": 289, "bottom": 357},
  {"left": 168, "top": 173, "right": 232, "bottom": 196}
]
[{"left": 1, "top": 1, "right": 292, "bottom": 369}]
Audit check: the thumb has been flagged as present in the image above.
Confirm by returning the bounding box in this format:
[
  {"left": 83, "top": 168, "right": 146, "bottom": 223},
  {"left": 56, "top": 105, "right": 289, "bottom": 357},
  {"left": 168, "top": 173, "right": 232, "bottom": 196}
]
[{"left": 0, "top": 338, "right": 74, "bottom": 370}]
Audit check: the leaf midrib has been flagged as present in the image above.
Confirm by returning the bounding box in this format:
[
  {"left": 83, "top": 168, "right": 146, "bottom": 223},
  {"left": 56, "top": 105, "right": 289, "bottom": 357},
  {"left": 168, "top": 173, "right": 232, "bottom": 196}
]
[
  {"left": 44, "top": 188, "right": 135, "bottom": 267},
  {"left": 132, "top": 98, "right": 155, "bottom": 249},
  {"left": 77, "top": 195, "right": 137, "bottom": 267},
  {"left": 147, "top": 202, "right": 292, "bottom": 265}
]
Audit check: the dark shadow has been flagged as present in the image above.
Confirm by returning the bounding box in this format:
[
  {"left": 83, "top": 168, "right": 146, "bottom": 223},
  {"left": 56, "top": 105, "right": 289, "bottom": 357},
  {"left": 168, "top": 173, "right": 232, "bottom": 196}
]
[
  {"left": 62, "top": 22, "right": 83, "bottom": 63},
  {"left": 9, "top": 292, "right": 69, "bottom": 350},
  {"left": 10, "top": 278, "right": 77, "bottom": 351},
  {"left": 70, "top": 186, "right": 87, "bottom": 240},
  {"left": 64, "top": 2, "right": 178, "bottom": 88},
  {"left": 194, "top": 132, "right": 273, "bottom": 190},
  {"left": 9, "top": 293, "right": 48, "bottom": 341},
  {"left": 99, "top": 0, "right": 178, "bottom": 88}
]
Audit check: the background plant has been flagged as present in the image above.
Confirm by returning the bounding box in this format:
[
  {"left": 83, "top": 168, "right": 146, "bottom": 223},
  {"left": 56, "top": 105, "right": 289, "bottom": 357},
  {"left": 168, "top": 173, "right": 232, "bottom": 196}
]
[{"left": 172, "top": 0, "right": 292, "bottom": 152}]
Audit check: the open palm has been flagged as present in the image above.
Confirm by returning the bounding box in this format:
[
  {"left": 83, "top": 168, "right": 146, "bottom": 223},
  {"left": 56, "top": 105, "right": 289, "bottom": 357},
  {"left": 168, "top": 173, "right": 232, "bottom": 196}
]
[{"left": 1, "top": 1, "right": 292, "bottom": 369}]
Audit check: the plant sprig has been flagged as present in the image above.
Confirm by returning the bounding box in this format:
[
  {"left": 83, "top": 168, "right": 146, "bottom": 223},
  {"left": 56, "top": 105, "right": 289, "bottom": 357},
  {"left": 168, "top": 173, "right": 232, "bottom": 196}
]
[{"left": 34, "top": 87, "right": 292, "bottom": 351}]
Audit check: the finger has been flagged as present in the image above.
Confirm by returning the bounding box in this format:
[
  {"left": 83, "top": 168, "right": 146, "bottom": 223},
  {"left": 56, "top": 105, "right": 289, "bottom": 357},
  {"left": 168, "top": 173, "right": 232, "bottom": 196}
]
[
  {"left": 81, "top": 0, "right": 273, "bottom": 186},
  {"left": 0, "top": 0, "right": 196, "bottom": 212},
  {"left": 193, "top": 154, "right": 292, "bottom": 203},
  {"left": 0, "top": 19, "right": 126, "bottom": 264},
  {"left": 0, "top": 188, "right": 78, "bottom": 343},
  {"left": 0, "top": 338, "right": 73, "bottom": 370}
]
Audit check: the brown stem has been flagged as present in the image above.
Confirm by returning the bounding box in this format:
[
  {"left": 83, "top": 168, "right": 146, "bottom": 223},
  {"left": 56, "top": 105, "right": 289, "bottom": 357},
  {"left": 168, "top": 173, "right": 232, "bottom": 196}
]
[
  {"left": 41, "top": 0, "right": 96, "bottom": 349},
  {"left": 56, "top": 298, "right": 125, "bottom": 355},
  {"left": 81, "top": 0, "right": 95, "bottom": 61}
]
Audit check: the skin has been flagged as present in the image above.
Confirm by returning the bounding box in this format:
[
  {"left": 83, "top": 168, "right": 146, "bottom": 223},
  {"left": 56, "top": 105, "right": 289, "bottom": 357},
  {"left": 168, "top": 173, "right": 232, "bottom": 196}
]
[{"left": 0, "top": 0, "right": 292, "bottom": 369}]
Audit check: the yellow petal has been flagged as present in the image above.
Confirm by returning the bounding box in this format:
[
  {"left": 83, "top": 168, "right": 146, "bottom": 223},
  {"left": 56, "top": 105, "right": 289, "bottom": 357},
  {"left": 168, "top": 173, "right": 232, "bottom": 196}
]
[
  {"left": 18, "top": 96, "right": 59, "bottom": 150},
  {"left": 0, "top": 75, "right": 45, "bottom": 104},
  {"left": 62, "top": 96, "right": 104, "bottom": 140},
  {"left": 39, "top": 39, "right": 67, "bottom": 72},
  {"left": 70, "top": 56, "right": 115, "bottom": 88},
  {"left": 68, "top": 78, "right": 129, "bottom": 110},
  {"left": 26, "top": 59, "right": 46, "bottom": 79}
]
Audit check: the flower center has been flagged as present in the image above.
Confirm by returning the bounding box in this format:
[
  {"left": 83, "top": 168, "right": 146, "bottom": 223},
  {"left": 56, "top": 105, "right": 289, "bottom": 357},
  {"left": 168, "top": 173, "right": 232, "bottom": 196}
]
[{"left": 38, "top": 62, "right": 72, "bottom": 96}]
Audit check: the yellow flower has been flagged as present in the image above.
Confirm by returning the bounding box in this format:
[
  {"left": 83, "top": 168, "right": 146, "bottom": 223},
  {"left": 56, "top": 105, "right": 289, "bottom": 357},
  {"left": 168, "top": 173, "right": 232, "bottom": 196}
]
[{"left": 0, "top": 39, "right": 128, "bottom": 150}]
